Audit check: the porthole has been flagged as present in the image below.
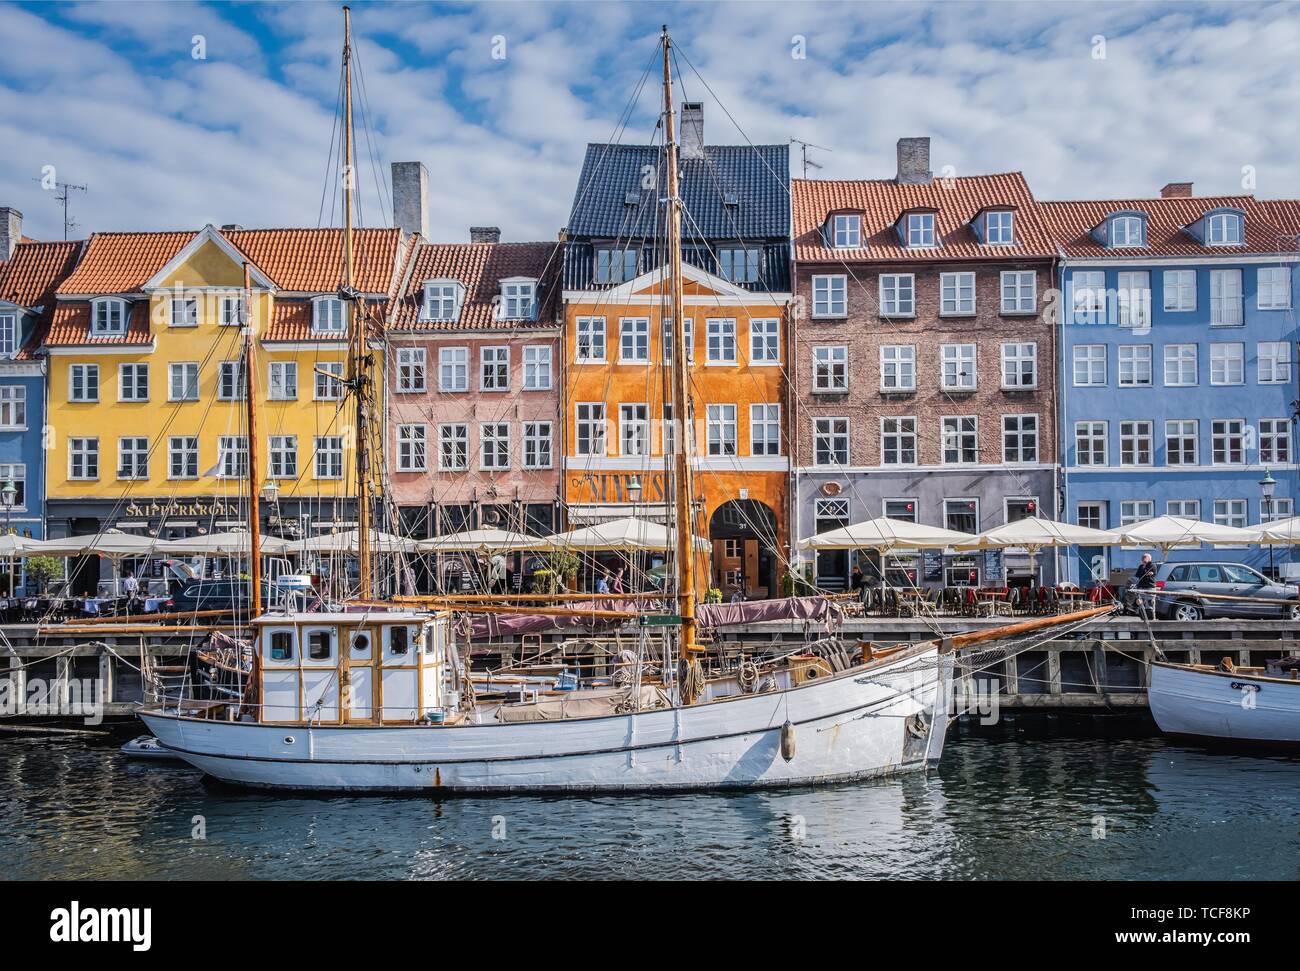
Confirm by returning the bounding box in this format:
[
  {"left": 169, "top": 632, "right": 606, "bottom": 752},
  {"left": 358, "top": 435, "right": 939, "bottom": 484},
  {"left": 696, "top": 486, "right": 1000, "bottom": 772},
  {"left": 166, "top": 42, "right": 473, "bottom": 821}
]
[{"left": 353, "top": 634, "right": 370, "bottom": 653}]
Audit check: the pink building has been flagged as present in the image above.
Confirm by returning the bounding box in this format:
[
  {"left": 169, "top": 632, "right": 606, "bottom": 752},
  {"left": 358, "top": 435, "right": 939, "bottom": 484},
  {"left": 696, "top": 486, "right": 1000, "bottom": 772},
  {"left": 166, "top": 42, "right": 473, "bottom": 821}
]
[{"left": 386, "top": 230, "right": 562, "bottom": 544}]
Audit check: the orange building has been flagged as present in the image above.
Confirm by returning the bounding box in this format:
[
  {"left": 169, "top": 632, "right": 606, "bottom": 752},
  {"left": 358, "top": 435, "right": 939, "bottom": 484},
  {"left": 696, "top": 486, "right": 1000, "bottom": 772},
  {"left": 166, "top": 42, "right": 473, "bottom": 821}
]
[{"left": 561, "top": 263, "right": 790, "bottom": 598}]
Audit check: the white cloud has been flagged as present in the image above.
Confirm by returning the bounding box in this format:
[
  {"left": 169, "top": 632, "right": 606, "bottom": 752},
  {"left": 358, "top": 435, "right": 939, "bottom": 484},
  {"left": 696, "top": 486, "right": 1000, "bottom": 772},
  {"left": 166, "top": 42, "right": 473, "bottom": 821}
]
[{"left": 1, "top": 1, "right": 1297, "bottom": 243}]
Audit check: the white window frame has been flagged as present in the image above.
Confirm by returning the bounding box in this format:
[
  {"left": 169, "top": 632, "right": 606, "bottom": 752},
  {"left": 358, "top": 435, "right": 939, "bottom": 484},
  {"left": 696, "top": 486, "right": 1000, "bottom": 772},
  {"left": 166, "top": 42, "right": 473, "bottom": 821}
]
[
  {"left": 438, "top": 347, "right": 469, "bottom": 392},
  {"left": 1211, "top": 418, "right": 1247, "bottom": 466},
  {"left": 170, "top": 296, "right": 198, "bottom": 327},
  {"left": 750, "top": 403, "right": 780, "bottom": 456},
  {"left": 1116, "top": 270, "right": 1151, "bottom": 330},
  {"left": 705, "top": 318, "right": 737, "bottom": 364},
  {"left": 1117, "top": 344, "right": 1152, "bottom": 387},
  {"left": 811, "top": 275, "right": 847, "bottom": 318},
  {"left": 619, "top": 404, "right": 650, "bottom": 457},
  {"left": 813, "top": 345, "right": 848, "bottom": 393},
  {"left": 218, "top": 435, "right": 249, "bottom": 479},
  {"left": 421, "top": 281, "right": 461, "bottom": 322},
  {"left": 117, "top": 436, "right": 149, "bottom": 480},
  {"left": 268, "top": 435, "right": 298, "bottom": 479},
  {"left": 619, "top": 318, "right": 650, "bottom": 363},
  {"left": 480, "top": 346, "right": 510, "bottom": 391},
  {"left": 1000, "top": 342, "right": 1037, "bottom": 389},
  {"left": 749, "top": 319, "right": 780, "bottom": 364},
  {"left": 1071, "top": 271, "right": 1106, "bottom": 325},
  {"left": 118, "top": 363, "right": 148, "bottom": 402},
  {"left": 69, "top": 364, "right": 99, "bottom": 402},
  {"left": 706, "top": 403, "right": 737, "bottom": 456},
  {"left": 1257, "top": 267, "right": 1291, "bottom": 310},
  {"left": 1002, "top": 414, "right": 1039, "bottom": 464},
  {"left": 0, "top": 386, "right": 26, "bottom": 430},
  {"left": 939, "top": 272, "right": 976, "bottom": 316},
  {"left": 881, "top": 416, "right": 918, "bottom": 466},
  {"left": 1209, "top": 342, "right": 1244, "bottom": 385},
  {"left": 1163, "top": 345, "right": 1198, "bottom": 387},
  {"left": 880, "top": 344, "right": 916, "bottom": 392},
  {"left": 575, "top": 317, "right": 607, "bottom": 362},
  {"left": 314, "top": 362, "right": 344, "bottom": 401},
  {"left": 575, "top": 403, "right": 606, "bottom": 457},
  {"left": 523, "top": 345, "right": 552, "bottom": 390},
  {"left": 479, "top": 422, "right": 510, "bottom": 470},
  {"left": 832, "top": 214, "right": 862, "bottom": 248},
  {"left": 1162, "top": 269, "right": 1196, "bottom": 312},
  {"left": 941, "top": 415, "right": 979, "bottom": 465},
  {"left": 499, "top": 279, "right": 537, "bottom": 321},
  {"left": 813, "top": 417, "right": 849, "bottom": 467},
  {"left": 1210, "top": 269, "right": 1243, "bottom": 326},
  {"left": 1075, "top": 421, "right": 1108, "bottom": 467},
  {"left": 1257, "top": 341, "right": 1292, "bottom": 384},
  {"left": 438, "top": 424, "right": 469, "bottom": 471},
  {"left": 1000, "top": 270, "right": 1036, "bottom": 313},
  {"left": 1120, "top": 500, "right": 1154, "bottom": 527},
  {"left": 217, "top": 360, "right": 246, "bottom": 401},
  {"left": 1259, "top": 418, "right": 1291, "bottom": 464},
  {"left": 1118, "top": 420, "right": 1153, "bottom": 467},
  {"left": 395, "top": 347, "right": 427, "bottom": 394},
  {"left": 1206, "top": 212, "right": 1243, "bottom": 246},
  {"left": 905, "top": 212, "right": 936, "bottom": 247},
  {"left": 396, "top": 424, "right": 427, "bottom": 472},
  {"left": 523, "top": 421, "right": 553, "bottom": 470},
  {"left": 1110, "top": 215, "right": 1144, "bottom": 247},
  {"left": 940, "top": 343, "right": 977, "bottom": 391},
  {"left": 313, "top": 436, "right": 344, "bottom": 480},
  {"left": 1164, "top": 420, "right": 1198, "bottom": 466},
  {"left": 311, "top": 296, "right": 346, "bottom": 334},
  {"left": 268, "top": 361, "right": 297, "bottom": 401},
  {"left": 68, "top": 437, "right": 99, "bottom": 481},
  {"left": 168, "top": 436, "right": 199, "bottom": 480},
  {"left": 880, "top": 274, "right": 915, "bottom": 317},
  {"left": 1072, "top": 345, "right": 1106, "bottom": 387},
  {"left": 985, "top": 210, "right": 1014, "bottom": 245},
  {"left": 91, "top": 298, "right": 127, "bottom": 336}
]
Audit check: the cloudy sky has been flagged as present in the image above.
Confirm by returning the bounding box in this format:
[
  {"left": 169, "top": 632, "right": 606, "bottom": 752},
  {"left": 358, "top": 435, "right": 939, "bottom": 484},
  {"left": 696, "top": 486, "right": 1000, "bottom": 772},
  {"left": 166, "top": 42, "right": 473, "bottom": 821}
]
[{"left": 3, "top": 0, "right": 1298, "bottom": 243}]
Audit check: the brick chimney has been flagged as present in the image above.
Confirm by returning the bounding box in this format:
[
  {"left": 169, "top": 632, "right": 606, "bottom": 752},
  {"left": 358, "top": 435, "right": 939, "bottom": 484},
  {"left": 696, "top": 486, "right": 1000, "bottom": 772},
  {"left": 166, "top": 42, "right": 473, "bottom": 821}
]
[
  {"left": 0, "top": 207, "right": 22, "bottom": 261},
  {"left": 896, "top": 137, "right": 932, "bottom": 185},
  {"left": 391, "top": 161, "right": 430, "bottom": 238},
  {"left": 681, "top": 102, "right": 705, "bottom": 160},
  {"left": 470, "top": 226, "right": 501, "bottom": 244},
  {"left": 1160, "top": 182, "right": 1193, "bottom": 199}
]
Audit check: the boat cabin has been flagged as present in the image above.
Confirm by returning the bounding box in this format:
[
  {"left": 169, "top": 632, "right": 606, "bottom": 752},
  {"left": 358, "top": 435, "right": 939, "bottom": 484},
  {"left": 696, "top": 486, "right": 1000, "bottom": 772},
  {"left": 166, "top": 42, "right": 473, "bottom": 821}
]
[{"left": 254, "top": 611, "right": 459, "bottom": 725}]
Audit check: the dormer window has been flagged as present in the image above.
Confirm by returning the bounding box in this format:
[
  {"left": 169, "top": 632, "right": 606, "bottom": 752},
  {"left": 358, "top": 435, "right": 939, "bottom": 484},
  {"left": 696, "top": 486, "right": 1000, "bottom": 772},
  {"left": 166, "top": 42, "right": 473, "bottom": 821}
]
[
  {"left": 985, "top": 211, "right": 1014, "bottom": 245},
  {"left": 500, "top": 279, "right": 537, "bottom": 320},
  {"left": 1206, "top": 212, "right": 1243, "bottom": 246},
  {"left": 832, "top": 214, "right": 861, "bottom": 248},
  {"left": 905, "top": 212, "right": 936, "bottom": 247},
  {"left": 596, "top": 248, "right": 637, "bottom": 284},
  {"left": 421, "top": 281, "right": 461, "bottom": 322},
  {"left": 1111, "top": 215, "right": 1145, "bottom": 248},
  {"left": 312, "top": 296, "right": 346, "bottom": 334},
  {"left": 91, "top": 298, "right": 127, "bottom": 336},
  {"left": 0, "top": 313, "right": 17, "bottom": 359}
]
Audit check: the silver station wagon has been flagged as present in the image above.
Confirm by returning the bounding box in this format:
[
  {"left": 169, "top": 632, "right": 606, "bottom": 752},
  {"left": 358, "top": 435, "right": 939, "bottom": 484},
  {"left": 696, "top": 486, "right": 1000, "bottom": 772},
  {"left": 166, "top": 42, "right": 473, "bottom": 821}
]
[{"left": 1141, "top": 562, "right": 1300, "bottom": 621}]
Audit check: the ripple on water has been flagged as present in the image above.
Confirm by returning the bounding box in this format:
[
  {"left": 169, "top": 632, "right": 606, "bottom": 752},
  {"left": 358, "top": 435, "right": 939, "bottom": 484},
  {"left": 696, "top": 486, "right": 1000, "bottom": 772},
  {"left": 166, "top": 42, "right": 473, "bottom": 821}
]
[{"left": 0, "top": 734, "right": 1296, "bottom": 880}]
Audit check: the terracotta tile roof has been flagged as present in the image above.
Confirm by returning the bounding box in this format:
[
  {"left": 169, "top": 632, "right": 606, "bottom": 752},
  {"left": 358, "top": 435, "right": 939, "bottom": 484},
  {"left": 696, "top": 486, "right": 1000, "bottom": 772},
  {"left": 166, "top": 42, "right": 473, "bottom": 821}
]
[
  {"left": 263, "top": 298, "right": 385, "bottom": 343},
  {"left": 1038, "top": 196, "right": 1298, "bottom": 258},
  {"left": 57, "top": 232, "right": 193, "bottom": 295},
  {"left": 389, "top": 241, "right": 561, "bottom": 331},
  {"left": 226, "top": 228, "right": 403, "bottom": 294},
  {"left": 793, "top": 173, "right": 1055, "bottom": 263},
  {"left": 56, "top": 227, "right": 404, "bottom": 297},
  {"left": 1258, "top": 200, "right": 1300, "bottom": 237},
  {"left": 0, "top": 240, "right": 82, "bottom": 310},
  {"left": 46, "top": 300, "right": 153, "bottom": 347}
]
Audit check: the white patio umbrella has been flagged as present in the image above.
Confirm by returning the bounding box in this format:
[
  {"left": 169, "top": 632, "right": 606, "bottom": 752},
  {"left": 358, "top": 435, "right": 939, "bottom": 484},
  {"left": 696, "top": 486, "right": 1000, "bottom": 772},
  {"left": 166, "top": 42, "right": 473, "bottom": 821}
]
[
  {"left": 955, "top": 518, "right": 1122, "bottom": 587},
  {"left": 287, "top": 529, "right": 420, "bottom": 555},
  {"left": 31, "top": 530, "right": 165, "bottom": 557},
  {"left": 417, "top": 528, "right": 551, "bottom": 553},
  {"left": 1253, "top": 517, "right": 1300, "bottom": 545},
  {"left": 797, "top": 517, "right": 973, "bottom": 551},
  {"left": 159, "top": 530, "right": 291, "bottom": 556},
  {"left": 547, "top": 517, "right": 710, "bottom": 553},
  {"left": 1116, "top": 516, "right": 1260, "bottom": 556},
  {"left": 0, "top": 534, "right": 40, "bottom": 556}
]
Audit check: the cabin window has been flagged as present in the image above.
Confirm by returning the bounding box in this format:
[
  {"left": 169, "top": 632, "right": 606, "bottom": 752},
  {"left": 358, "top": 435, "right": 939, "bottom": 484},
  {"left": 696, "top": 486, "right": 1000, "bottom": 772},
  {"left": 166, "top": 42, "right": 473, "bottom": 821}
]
[
  {"left": 270, "top": 631, "right": 294, "bottom": 661},
  {"left": 352, "top": 633, "right": 370, "bottom": 654},
  {"left": 307, "top": 629, "right": 332, "bottom": 660},
  {"left": 390, "top": 626, "right": 409, "bottom": 656}
]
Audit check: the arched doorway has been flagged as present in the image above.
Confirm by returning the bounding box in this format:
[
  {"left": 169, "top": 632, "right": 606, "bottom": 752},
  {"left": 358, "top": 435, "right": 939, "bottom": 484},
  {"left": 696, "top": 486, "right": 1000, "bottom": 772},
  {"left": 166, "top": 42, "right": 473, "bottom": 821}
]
[{"left": 709, "top": 499, "right": 779, "bottom": 600}]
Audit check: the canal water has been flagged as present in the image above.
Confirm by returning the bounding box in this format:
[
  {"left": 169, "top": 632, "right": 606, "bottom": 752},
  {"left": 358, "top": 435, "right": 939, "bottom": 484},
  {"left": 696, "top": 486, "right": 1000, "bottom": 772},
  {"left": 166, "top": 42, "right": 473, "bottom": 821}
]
[{"left": 2, "top": 730, "right": 1296, "bottom": 880}]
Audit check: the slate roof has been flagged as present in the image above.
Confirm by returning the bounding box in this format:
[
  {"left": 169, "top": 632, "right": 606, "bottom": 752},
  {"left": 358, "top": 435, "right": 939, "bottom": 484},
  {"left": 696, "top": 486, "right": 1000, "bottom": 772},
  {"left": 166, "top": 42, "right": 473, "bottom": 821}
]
[
  {"left": 566, "top": 143, "right": 790, "bottom": 241},
  {"left": 792, "top": 173, "right": 1055, "bottom": 263},
  {"left": 1038, "top": 196, "right": 1298, "bottom": 258},
  {"left": 389, "top": 241, "right": 561, "bottom": 332}
]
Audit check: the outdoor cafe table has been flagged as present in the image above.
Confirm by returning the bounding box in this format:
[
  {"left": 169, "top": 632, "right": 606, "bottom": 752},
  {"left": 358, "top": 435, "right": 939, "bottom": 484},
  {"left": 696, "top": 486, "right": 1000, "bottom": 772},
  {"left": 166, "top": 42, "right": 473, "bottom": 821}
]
[
  {"left": 1055, "top": 587, "right": 1089, "bottom": 611},
  {"left": 975, "top": 589, "right": 1012, "bottom": 617},
  {"left": 890, "top": 588, "right": 930, "bottom": 617}
]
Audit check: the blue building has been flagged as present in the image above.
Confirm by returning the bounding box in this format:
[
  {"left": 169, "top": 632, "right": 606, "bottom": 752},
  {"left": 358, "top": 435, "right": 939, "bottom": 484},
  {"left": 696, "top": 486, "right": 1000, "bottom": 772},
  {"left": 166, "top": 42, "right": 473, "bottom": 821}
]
[
  {"left": 1043, "top": 187, "right": 1299, "bottom": 581},
  {"left": 0, "top": 210, "right": 83, "bottom": 563}
]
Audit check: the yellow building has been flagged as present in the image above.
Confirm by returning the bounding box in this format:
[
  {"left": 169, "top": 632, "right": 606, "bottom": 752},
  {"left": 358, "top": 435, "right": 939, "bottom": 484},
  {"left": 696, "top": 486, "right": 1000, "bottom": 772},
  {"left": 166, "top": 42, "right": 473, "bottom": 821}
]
[{"left": 46, "top": 225, "right": 405, "bottom": 592}]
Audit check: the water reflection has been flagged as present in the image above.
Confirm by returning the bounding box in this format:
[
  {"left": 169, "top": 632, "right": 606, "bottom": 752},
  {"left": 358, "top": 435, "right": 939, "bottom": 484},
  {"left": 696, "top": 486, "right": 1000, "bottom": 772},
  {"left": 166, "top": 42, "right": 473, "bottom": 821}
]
[{"left": 1, "top": 734, "right": 1295, "bottom": 880}]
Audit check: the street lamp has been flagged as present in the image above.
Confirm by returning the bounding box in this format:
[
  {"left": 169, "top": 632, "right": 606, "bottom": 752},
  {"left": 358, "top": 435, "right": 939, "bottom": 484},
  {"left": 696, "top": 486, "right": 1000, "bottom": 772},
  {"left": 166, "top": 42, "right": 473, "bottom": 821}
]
[
  {"left": 1, "top": 479, "right": 16, "bottom": 597},
  {"left": 1259, "top": 470, "right": 1276, "bottom": 578}
]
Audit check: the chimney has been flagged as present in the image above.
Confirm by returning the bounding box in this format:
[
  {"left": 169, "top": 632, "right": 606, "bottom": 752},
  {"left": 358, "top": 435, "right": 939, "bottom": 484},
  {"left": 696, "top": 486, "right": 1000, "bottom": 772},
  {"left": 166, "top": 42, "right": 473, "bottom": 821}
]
[
  {"left": 391, "top": 161, "right": 430, "bottom": 238},
  {"left": 470, "top": 226, "right": 501, "bottom": 244},
  {"left": 895, "top": 137, "right": 932, "bottom": 185},
  {"left": 681, "top": 102, "right": 705, "bottom": 160},
  {"left": 1160, "top": 182, "right": 1193, "bottom": 199},
  {"left": 0, "top": 207, "right": 22, "bottom": 261},
  {"left": 221, "top": 223, "right": 243, "bottom": 232}
]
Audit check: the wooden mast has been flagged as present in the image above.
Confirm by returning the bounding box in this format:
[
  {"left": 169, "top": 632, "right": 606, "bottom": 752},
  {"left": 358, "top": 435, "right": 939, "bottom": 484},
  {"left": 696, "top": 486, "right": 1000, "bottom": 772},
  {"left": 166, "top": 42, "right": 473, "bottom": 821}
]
[
  {"left": 661, "top": 27, "right": 702, "bottom": 693},
  {"left": 341, "top": 4, "right": 373, "bottom": 600},
  {"left": 243, "top": 261, "right": 262, "bottom": 617}
]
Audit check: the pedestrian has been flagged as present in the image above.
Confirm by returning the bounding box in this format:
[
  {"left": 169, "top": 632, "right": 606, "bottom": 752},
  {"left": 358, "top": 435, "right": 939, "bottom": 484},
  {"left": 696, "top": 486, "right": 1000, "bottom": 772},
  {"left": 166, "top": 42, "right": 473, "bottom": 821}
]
[
  {"left": 122, "top": 570, "right": 140, "bottom": 613},
  {"left": 1134, "top": 553, "right": 1158, "bottom": 619},
  {"left": 596, "top": 572, "right": 611, "bottom": 595},
  {"left": 612, "top": 567, "right": 625, "bottom": 595}
]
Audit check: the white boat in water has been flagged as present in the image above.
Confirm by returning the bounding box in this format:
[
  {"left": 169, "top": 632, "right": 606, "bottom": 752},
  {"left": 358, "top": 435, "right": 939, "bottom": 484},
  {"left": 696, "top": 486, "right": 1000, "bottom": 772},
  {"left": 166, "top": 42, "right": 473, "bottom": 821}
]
[
  {"left": 139, "top": 609, "right": 961, "bottom": 792},
  {"left": 1148, "top": 658, "right": 1300, "bottom": 746}
]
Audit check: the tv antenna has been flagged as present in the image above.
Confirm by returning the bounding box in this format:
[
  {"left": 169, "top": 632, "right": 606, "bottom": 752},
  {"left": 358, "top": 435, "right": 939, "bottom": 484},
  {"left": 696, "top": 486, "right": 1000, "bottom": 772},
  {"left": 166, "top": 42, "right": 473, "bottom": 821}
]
[
  {"left": 790, "top": 138, "right": 831, "bottom": 178},
  {"left": 32, "top": 178, "right": 87, "bottom": 240}
]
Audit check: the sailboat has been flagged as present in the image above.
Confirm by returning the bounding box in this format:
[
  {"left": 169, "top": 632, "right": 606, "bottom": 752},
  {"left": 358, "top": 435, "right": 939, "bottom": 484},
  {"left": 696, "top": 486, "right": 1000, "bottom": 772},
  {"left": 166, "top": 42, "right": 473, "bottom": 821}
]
[{"left": 136, "top": 17, "right": 1115, "bottom": 792}]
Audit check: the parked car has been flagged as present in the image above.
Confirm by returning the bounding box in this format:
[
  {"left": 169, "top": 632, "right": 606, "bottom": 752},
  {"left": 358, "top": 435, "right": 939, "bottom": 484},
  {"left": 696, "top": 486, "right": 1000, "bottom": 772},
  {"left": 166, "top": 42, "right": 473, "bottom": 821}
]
[
  {"left": 164, "top": 578, "right": 271, "bottom": 614},
  {"left": 1134, "top": 562, "right": 1300, "bottom": 621}
]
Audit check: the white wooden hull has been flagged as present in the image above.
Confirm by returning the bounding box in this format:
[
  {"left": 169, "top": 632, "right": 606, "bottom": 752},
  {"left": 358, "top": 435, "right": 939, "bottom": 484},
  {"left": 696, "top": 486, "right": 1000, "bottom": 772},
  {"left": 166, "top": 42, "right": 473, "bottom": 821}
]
[
  {"left": 1148, "top": 662, "right": 1300, "bottom": 745},
  {"left": 139, "top": 645, "right": 954, "bottom": 792}
]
